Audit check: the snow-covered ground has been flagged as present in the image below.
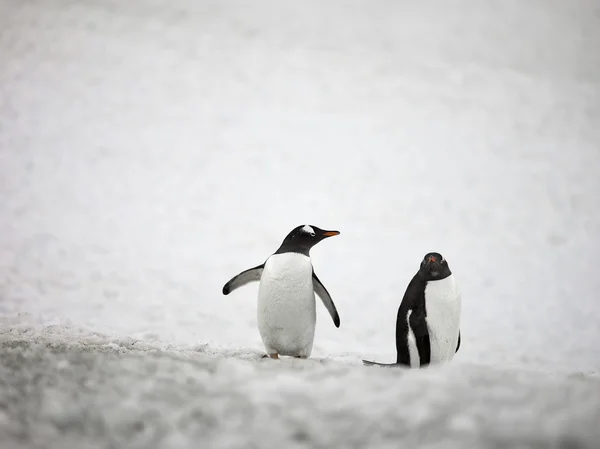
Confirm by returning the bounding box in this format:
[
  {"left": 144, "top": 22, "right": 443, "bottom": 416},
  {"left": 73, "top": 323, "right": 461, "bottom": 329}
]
[
  {"left": 1, "top": 0, "right": 600, "bottom": 447},
  {"left": 2, "top": 325, "right": 600, "bottom": 449}
]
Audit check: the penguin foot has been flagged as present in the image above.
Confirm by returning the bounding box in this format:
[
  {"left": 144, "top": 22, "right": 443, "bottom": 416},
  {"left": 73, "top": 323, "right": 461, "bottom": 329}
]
[
  {"left": 294, "top": 355, "right": 308, "bottom": 359},
  {"left": 262, "top": 353, "right": 279, "bottom": 359}
]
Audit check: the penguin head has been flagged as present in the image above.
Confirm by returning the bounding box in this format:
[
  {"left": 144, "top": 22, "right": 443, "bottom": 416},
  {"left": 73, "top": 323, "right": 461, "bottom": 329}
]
[
  {"left": 419, "top": 252, "right": 452, "bottom": 281},
  {"left": 275, "top": 225, "right": 340, "bottom": 255}
]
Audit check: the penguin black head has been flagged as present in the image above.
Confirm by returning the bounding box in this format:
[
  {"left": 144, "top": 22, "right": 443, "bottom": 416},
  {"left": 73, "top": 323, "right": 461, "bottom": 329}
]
[
  {"left": 418, "top": 252, "right": 452, "bottom": 281},
  {"left": 275, "top": 225, "right": 340, "bottom": 256}
]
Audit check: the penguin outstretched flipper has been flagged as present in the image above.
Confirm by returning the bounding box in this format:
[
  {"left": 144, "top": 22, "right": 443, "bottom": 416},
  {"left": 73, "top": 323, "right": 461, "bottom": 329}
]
[
  {"left": 312, "top": 270, "right": 340, "bottom": 328},
  {"left": 222, "top": 264, "right": 265, "bottom": 295}
]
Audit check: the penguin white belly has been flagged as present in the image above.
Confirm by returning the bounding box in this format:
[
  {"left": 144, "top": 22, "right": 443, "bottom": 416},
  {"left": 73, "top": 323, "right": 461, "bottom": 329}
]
[
  {"left": 257, "top": 253, "right": 316, "bottom": 357},
  {"left": 424, "top": 275, "right": 461, "bottom": 364}
]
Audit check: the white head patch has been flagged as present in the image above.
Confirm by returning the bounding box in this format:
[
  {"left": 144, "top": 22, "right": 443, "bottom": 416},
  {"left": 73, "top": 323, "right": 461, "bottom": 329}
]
[{"left": 301, "top": 225, "right": 315, "bottom": 235}]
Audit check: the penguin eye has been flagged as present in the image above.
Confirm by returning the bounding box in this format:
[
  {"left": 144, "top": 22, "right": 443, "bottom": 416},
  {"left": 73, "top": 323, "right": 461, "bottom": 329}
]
[{"left": 309, "top": 232, "right": 315, "bottom": 237}]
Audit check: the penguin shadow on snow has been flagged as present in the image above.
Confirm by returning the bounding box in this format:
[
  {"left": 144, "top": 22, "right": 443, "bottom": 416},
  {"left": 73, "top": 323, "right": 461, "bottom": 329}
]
[
  {"left": 362, "top": 252, "right": 462, "bottom": 369},
  {"left": 222, "top": 225, "right": 341, "bottom": 361}
]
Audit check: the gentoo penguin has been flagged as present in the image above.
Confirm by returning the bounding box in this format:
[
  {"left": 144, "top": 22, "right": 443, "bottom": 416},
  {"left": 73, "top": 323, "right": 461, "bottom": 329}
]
[
  {"left": 222, "top": 225, "right": 341, "bottom": 359},
  {"left": 363, "top": 252, "right": 461, "bottom": 368}
]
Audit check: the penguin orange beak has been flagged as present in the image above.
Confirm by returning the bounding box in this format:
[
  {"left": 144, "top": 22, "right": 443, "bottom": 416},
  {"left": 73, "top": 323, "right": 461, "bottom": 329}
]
[
  {"left": 322, "top": 230, "right": 340, "bottom": 237},
  {"left": 428, "top": 255, "right": 437, "bottom": 263}
]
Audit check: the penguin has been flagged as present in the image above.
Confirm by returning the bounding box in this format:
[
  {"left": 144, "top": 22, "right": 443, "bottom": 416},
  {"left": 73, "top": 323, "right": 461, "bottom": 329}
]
[
  {"left": 362, "top": 252, "right": 461, "bottom": 368},
  {"left": 222, "top": 224, "right": 341, "bottom": 359}
]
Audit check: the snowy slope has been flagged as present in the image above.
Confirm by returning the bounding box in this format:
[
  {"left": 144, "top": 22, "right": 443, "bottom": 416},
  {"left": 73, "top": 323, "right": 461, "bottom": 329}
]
[
  {"left": 1, "top": 0, "right": 600, "bottom": 447},
  {"left": 2, "top": 325, "right": 600, "bottom": 449}
]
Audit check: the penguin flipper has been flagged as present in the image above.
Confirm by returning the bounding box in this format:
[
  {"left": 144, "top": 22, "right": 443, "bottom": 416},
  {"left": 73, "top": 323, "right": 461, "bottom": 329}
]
[
  {"left": 312, "top": 270, "right": 340, "bottom": 328},
  {"left": 222, "top": 264, "right": 264, "bottom": 295},
  {"left": 456, "top": 331, "right": 461, "bottom": 353},
  {"left": 409, "top": 307, "right": 431, "bottom": 367}
]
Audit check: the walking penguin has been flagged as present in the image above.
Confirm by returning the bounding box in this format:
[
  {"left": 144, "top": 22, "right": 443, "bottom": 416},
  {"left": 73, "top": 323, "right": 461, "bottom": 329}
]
[
  {"left": 363, "top": 252, "right": 461, "bottom": 368},
  {"left": 222, "top": 225, "right": 341, "bottom": 359}
]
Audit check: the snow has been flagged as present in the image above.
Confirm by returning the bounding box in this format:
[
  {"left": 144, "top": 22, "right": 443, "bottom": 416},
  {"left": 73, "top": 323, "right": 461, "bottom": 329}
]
[
  {"left": 1, "top": 0, "right": 600, "bottom": 447},
  {"left": 2, "top": 324, "right": 600, "bottom": 449}
]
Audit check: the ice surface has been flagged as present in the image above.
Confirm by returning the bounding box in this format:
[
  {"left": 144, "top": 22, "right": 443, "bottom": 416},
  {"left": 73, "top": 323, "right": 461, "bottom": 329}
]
[{"left": 1, "top": 0, "right": 600, "bottom": 447}]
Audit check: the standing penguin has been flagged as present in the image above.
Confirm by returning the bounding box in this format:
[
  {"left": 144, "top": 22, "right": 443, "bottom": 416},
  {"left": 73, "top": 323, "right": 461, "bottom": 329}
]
[
  {"left": 363, "top": 252, "right": 461, "bottom": 368},
  {"left": 222, "top": 225, "right": 341, "bottom": 359}
]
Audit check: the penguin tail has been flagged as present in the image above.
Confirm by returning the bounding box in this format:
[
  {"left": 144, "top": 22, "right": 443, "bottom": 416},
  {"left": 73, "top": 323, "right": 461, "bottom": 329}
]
[{"left": 362, "top": 359, "right": 400, "bottom": 367}]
